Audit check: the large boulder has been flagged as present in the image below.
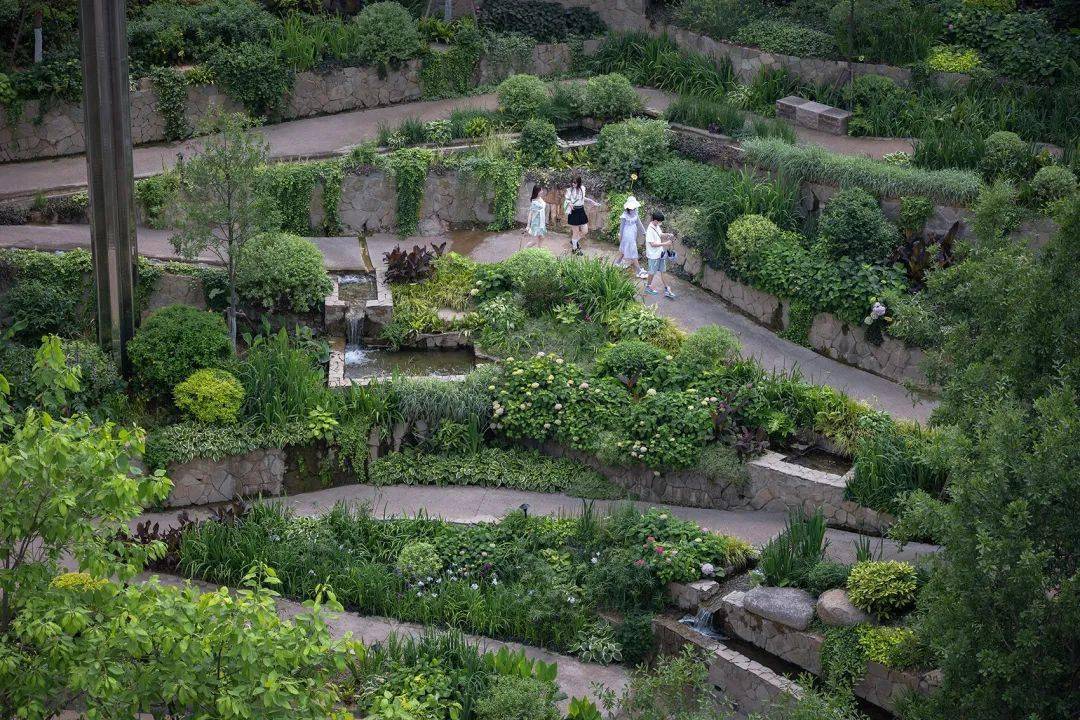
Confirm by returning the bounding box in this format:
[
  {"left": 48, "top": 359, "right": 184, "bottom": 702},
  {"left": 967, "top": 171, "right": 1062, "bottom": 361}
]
[
  {"left": 816, "top": 588, "right": 874, "bottom": 627},
  {"left": 743, "top": 586, "right": 816, "bottom": 630}
]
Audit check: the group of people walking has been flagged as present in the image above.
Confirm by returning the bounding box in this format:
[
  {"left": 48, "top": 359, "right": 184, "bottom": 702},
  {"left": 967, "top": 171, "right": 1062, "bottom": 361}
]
[{"left": 523, "top": 177, "right": 677, "bottom": 300}]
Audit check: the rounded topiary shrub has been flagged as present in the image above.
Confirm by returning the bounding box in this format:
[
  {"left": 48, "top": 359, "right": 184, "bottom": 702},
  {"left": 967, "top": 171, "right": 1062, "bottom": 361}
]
[
  {"left": 173, "top": 368, "right": 245, "bottom": 424},
  {"left": 980, "top": 130, "right": 1033, "bottom": 182},
  {"left": 354, "top": 1, "right": 421, "bottom": 67},
  {"left": 1030, "top": 165, "right": 1077, "bottom": 207},
  {"left": 676, "top": 325, "right": 740, "bottom": 372},
  {"left": 517, "top": 118, "right": 559, "bottom": 168},
  {"left": 817, "top": 188, "right": 899, "bottom": 264},
  {"left": 128, "top": 305, "right": 232, "bottom": 393},
  {"left": 725, "top": 213, "right": 782, "bottom": 272},
  {"left": 581, "top": 73, "right": 642, "bottom": 121},
  {"left": 846, "top": 559, "right": 918, "bottom": 619},
  {"left": 595, "top": 339, "right": 669, "bottom": 383},
  {"left": 396, "top": 541, "right": 443, "bottom": 580},
  {"left": 502, "top": 247, "right": 560, "bottom": 290},
  {"left": 595, "top": 118, "right": 672, "bottom": 187},
  {"left": 236, "top": 232, "right": 333, "bottom": 312},
  {"left": 497, "top": 74, "right": 550, "bottom": 126}
]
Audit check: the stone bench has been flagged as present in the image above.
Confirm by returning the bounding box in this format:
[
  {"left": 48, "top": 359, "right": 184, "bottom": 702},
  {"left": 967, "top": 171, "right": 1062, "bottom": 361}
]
[{"left": 776, "top": 96, "right": 852, "bottom": 136}]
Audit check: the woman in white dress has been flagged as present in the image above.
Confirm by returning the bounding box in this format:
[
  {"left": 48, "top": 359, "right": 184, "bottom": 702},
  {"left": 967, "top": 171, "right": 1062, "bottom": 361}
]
[
  {"left": 616, "top": 195, "right": 649, "bottom": 279},
  {"left": 523, "top": 184, "right": 547, "bottom": 249}
]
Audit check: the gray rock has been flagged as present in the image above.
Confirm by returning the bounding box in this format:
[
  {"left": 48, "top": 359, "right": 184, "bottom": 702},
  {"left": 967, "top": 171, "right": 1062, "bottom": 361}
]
[
  {"left": 743, "top": 586, "right": 816, "bottom": 630},
  {"left": 816, "top": 588, "right": 873, "bottom": 627}
]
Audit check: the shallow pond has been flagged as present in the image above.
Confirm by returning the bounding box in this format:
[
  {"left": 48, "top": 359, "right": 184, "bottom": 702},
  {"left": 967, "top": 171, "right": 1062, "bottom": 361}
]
[
  {"left": 343, "top": 345, "right": 482, "bottom": 379},
  {"left": 337, "top": 273, "right": 378, "bottom": 303},
  {"left": 781, "top": 447, "right": 852, "bottom": 475}
]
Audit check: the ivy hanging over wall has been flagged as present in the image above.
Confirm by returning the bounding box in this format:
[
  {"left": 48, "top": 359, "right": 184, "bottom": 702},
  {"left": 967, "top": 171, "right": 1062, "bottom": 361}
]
[
  {"left": 420, "top": 19, "right": 484, "bottom": 99},
  {"left": 457, "top": 154, "right": 523, "bottom": 231},
  {"left": 385, "top": 148, "right": 436, "bottom": 235},
  {"left": 779, "top": 298, "right": 815, "bottom": 347},
  {"left": 149, "top": 65, "right": 214, "bottom": 142}
]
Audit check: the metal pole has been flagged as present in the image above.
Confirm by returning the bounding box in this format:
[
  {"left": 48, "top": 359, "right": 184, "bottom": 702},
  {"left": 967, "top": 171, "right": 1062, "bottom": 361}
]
[{"left": 79, "top": 0, "right": 138, "bottom": 374}]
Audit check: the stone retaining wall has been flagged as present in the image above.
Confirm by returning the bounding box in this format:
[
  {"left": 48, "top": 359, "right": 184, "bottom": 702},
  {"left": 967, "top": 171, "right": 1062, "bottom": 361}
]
[
  {"left": 671, "top": 236, "right": 929, "bottom": 389},
  {"left": 653, "top": 616, "right": 803, "bottom": 715},
  {"left": 316, "top": 168, "right": 611, "bottom": 237},
  {"left": 1, "top": 38, "right": 585, "bottom": 164},
  {"left": 717, "top": 589, "right": 940, "bottom": 713},
  {"left": 166, "top": 448, "right": 285, "bottom": 507},
  {"left": 539, "top": 443, "right": 892, "bottom": 534}
]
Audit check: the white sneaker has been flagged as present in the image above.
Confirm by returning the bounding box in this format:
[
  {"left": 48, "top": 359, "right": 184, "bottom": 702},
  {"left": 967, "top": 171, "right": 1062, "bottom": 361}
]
[
  {"left": 664, "top": 288, "right": 677, "bottom": 299},
  {"left": 636, "top": 269, "right": 648, "bottom": 279}
]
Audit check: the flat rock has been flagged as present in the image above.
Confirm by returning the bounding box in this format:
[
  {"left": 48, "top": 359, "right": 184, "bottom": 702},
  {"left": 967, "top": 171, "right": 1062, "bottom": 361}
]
[
  {"left": 743, "top": 586, "right": 816, "bottom": 630},
  {"left": 816, "top": 588, "right": 873, "bottom": 627}
]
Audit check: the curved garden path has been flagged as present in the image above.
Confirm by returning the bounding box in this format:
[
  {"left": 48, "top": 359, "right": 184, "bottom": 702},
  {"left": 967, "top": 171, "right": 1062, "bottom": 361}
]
[{"left": 1, "top": 86, "right": 909, "bottom": 201}]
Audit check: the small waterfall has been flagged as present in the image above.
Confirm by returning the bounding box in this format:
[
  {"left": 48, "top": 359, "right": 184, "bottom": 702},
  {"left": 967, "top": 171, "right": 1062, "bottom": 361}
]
[
  {"left": 346, "top": 310, "right": 365, "bottom": 346},
  {"left": 679, "top": 605, "right": 725, "bottom": 641}
]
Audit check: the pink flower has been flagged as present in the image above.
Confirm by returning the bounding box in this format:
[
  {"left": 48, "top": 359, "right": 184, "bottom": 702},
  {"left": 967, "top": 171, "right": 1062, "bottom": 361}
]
[
  {"left": 655, "top": 546, "right": 664, "bottom": 554},
  {"left": 634, "top": 559, "right": 646, "bottom": 567}
]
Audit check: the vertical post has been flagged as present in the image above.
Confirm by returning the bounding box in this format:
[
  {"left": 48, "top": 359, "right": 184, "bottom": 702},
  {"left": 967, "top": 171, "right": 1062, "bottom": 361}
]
[{"left": 79, "top": 0, "right": 138, "bottom": 374}]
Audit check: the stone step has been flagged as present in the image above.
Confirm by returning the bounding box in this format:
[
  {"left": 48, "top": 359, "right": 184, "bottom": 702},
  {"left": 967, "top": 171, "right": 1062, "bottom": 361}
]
[{"left": 776, "top": 96, "right": 852, "bottom": 136}]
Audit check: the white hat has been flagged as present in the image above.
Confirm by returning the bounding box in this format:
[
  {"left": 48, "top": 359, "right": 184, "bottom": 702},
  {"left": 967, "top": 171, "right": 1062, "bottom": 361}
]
[{"left": 624, "top": 196, "right": 641, "bottom": 210}]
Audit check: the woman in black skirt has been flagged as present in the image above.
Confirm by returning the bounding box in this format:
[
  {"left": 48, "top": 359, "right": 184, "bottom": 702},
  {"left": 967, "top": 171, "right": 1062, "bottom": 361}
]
[{"left": 563, "top": 176, "right": 599, "bottom": 255}]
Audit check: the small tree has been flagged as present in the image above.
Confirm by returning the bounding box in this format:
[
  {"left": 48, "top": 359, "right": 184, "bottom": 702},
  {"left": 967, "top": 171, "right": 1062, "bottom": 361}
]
[{"left": 170, "top": 110, "right": 278, "bottom": 349}]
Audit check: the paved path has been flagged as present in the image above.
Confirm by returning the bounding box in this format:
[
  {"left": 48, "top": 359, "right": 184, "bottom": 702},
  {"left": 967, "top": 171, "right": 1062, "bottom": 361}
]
[
  {"left": 137, "top": 483, "right": 937, "bottom": 565},
  {"left": 0, "top": 85, "right": 911, "bottom": 200},
  {"left": 141, "top": 572, "right": 627, "bottom": 711},
  {"left": 382, "top": 228, "right": 934, "bottom": 422},
  {"left": 0, "top": 223, "right": 368, "bottom": 273}
]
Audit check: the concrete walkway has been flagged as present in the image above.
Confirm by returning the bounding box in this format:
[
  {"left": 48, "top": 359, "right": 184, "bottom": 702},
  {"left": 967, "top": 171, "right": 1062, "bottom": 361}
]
[
  {"left": 137, "top": 483, "right": 937, "bottom": 565},
  {"left": 0, "top": 85, "right": 911, "bottom": 201},
  {"left": 0, "top": 223, "right": 369, "bottom": 273},
  {"left": 386, "top": 228, "right": 934, "bottom": 422},
  {"left": 142, "top": 573, "right": 627, "bottom": 711}
]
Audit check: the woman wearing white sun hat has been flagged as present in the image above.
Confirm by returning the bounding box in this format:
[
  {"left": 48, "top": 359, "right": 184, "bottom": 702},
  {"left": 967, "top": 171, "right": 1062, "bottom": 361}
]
[{"left": 616, "top": 195, "right": 649, "bottom": 279}]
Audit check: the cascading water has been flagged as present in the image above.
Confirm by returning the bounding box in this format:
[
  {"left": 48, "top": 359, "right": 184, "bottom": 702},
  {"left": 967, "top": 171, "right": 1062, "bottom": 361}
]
[
  {"left": 345, "top": 310, "right": 365, "bottom": 346},
  {"left": 679, "top": 604, "right": 726, "bottom": 641}
]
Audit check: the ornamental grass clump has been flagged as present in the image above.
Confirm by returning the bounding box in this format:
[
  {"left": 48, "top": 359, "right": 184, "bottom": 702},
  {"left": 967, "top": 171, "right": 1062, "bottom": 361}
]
[
  {"left": 742, "top": 137, "right": 982, "bottom": 205},
  {"left": 846, "top": 560, "right": 918, "bottom": 619}
]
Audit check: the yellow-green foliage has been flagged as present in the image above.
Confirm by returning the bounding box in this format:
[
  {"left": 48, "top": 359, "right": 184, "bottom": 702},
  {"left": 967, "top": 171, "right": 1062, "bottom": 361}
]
[
  {"left": 927, "top": 45, "right": 981, "bottom": 73},
  {"left": 847, "top": 560, "right": 918, "bottom": 619},
  {"left": 858, "top": 626, "right": 918, "bottom": 668},
  {"left": 174, "top": 368, "right": 245, "bottom": 424}
]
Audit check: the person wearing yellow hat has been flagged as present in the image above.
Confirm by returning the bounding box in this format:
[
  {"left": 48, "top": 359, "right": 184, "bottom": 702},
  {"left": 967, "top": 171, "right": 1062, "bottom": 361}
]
[{"left": 616, "top": 195, "right": 649, "bottom": 279}]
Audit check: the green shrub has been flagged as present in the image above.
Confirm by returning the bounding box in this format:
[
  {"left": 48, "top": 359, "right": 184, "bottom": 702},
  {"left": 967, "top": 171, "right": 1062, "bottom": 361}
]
[
  {"left": 614, "top": 612, "right": 656, "bottom": 667},
  {"left": 595, "top": 340, "right": 668, "bottom": 383},
  {"left": 354, "top": 1, "right": 422, "bottom": 67},
  {"left": 1030, "top": 165, "right": 1077, "bottom": 207},
  {"left": 732, "top": 19, "right": 838, "bottom": 58},
  {"left": 847, "top": 560, "right": 918, "bottom": 619},
  {"left": 804, "top": 561, "right": 853, "bottom": 596},
  {"left": 742, "top": 137, "right": 982, "bottom": 205},
  {"left": 474, "top": 676, "right": 560, "bottom": 720},
  {"left": 517, "top": 118, "right": 559, "bottom": 168},
  {"left": 596, "top": 118, "right": 672, "bottom": 187},
  {"left": 173, "top": 368, "right": 245, "bottom": 424},
  {"left": 477, "top": 0, "right": 605, "bottom": 42},
  {"left": 396, "top": 541, "right": 443, "bottom": 580},
  {"left": 128, "top": 305, "right": 232, "bottom": 393},
  {"left": 60, "top": 339, "right": 124, "bottom": 411},
  {"left": 888, "top": 489, "right": 950, "bottom": 545},
  {"left": 949, "top": 8, "right": 1069, "bottom": 83},
  {"left": 497, "top": 74, "right": 550, "bottom": 126},
  {"left": 2, "top": 278, "right": 84, "bottom": 341},
  {"left": 128, "top": 0, "right": 277, "bottom": 66},
  {"left": 236, "top": 232, "right": 332, "bottom": 312},
  {"left": 643, "top": 157, "right": 730, "bottom": 206},
  {"left": 676, "top": 325, "right": 741, "bottom": 372},
  {"left": 239, "top": 329, "right": 327, "bottom": 427},
  {"left": 207, "top": 42, "right": 294, "bottom": 117},
  {"left": 725, "top": 214, "right": 783, "bottom": 273},
  {"left": 858, "top": 626, "right": 920, "bottom": 668},
  {"left": 581, "top": 73, "right": 642, "bottom": 121},
  {"left": 980, "top": 130, "right": 1033, "bottom": 181},
  {"left": 817, "top": 188, "right": 899, "bottom": 264}
]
